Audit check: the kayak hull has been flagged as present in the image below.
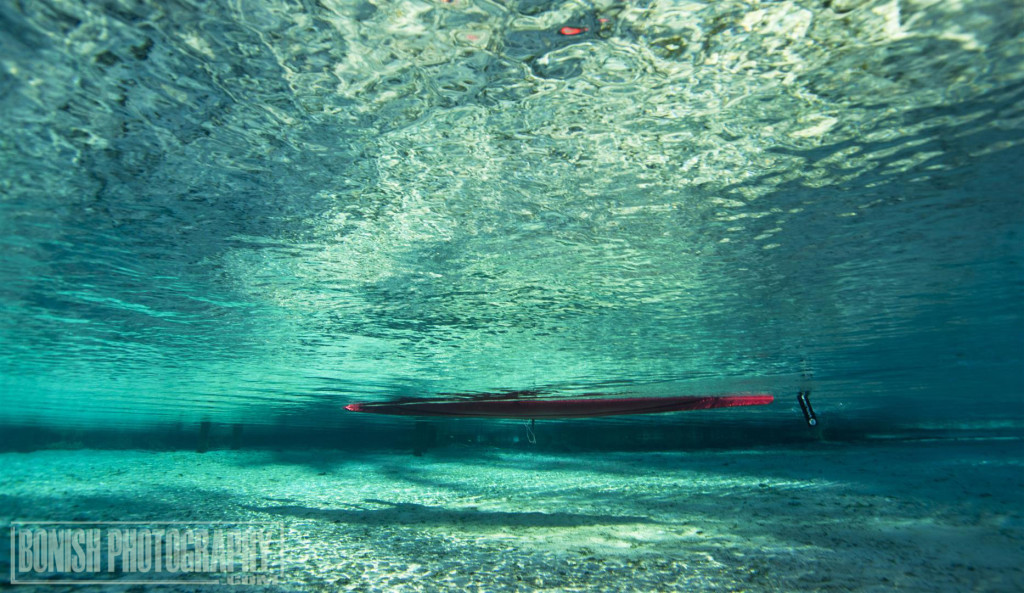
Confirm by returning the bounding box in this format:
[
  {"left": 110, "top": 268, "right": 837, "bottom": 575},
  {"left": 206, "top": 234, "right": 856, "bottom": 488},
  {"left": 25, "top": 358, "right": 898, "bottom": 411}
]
[{"left": 344, "top": 394, "right": 773, "bottom": 419}]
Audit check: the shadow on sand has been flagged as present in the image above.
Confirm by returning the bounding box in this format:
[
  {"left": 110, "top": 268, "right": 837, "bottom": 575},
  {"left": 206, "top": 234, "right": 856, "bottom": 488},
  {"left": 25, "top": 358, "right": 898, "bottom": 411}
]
[{"left": 245, "top": 499, "right": 656, "bottom": 528}]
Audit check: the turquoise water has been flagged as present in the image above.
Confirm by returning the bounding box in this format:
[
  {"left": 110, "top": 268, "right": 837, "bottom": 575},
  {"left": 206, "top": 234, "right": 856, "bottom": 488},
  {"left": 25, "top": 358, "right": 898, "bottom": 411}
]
[
  {"left": 2, "top": 1, "right": 1024, "bottom": 590},
  {"left": 2, "top": 0, "right": 1021, "bottom": 437}
]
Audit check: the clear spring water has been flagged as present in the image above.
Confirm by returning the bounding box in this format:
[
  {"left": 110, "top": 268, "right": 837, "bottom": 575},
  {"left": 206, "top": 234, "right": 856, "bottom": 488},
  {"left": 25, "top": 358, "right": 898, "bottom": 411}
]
[{"left": 0, "top": 0, "right": 1022, "bottom": 437}]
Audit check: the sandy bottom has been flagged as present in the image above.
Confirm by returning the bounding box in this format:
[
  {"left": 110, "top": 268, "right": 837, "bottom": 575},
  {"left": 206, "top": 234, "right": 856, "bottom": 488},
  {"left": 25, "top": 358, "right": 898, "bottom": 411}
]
[{"left": 1, "top": 439, "right": 1022, "bottom": 592}]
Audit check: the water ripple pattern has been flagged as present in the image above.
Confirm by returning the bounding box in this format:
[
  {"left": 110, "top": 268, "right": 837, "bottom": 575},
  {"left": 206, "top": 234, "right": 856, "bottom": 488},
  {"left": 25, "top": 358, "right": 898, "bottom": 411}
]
[{"left": 1, "top": 0, "right": 1021, "bottom": 427}]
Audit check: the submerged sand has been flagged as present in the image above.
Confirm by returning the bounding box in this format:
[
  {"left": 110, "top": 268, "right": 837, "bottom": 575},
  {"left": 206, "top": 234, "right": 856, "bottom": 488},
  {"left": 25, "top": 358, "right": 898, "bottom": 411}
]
[{"left": 1, "top": 439, "right": 1021, "bottom": 592}]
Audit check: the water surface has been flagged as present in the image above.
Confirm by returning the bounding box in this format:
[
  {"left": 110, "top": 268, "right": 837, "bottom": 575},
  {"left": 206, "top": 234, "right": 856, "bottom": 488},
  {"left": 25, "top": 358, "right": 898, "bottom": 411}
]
[{"left": 1, "top": 0, "right": 1022, "bottom": 436}]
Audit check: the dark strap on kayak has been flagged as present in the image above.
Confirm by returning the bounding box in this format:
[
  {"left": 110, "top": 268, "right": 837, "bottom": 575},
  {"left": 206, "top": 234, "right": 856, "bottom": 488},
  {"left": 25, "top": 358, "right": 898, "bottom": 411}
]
[{"left": 797, "top": 391, "right": 817, "bottom": 427}]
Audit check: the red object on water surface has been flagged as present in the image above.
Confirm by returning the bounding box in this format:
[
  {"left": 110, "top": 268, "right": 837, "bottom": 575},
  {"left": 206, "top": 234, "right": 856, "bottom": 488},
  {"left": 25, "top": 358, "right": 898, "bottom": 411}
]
[
  {"left": 559, "top": 26, "right": 588, "bottom": 36},
  {"left": 345, "top": 394, "right": 773, "bottom": 418}
]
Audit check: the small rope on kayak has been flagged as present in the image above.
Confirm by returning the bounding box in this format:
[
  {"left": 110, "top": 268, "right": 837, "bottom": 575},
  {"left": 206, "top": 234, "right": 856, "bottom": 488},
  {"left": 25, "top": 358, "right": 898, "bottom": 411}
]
[{"left": 524, "top": 419, "right": 536, "bottom": 444}]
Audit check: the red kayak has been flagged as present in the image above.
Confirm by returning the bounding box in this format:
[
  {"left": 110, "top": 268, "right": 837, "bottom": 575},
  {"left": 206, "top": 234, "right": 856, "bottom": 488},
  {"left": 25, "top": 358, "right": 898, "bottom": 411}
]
[{"left": 344, "top": 394, "right": 773, "bottom": 419}]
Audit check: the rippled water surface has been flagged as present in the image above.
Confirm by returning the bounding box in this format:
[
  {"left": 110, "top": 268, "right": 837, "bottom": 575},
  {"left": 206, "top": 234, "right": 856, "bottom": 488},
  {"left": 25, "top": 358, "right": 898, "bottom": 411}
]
[{"left": 1, "top": 0, "right": 1022, "bottom": 431}]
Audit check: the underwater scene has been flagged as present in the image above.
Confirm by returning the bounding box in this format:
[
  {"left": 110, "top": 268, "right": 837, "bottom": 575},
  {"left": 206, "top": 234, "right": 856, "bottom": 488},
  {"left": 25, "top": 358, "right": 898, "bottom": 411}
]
[{"left": 1, "top": 0, "right": 1022, "bottom": 590}]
